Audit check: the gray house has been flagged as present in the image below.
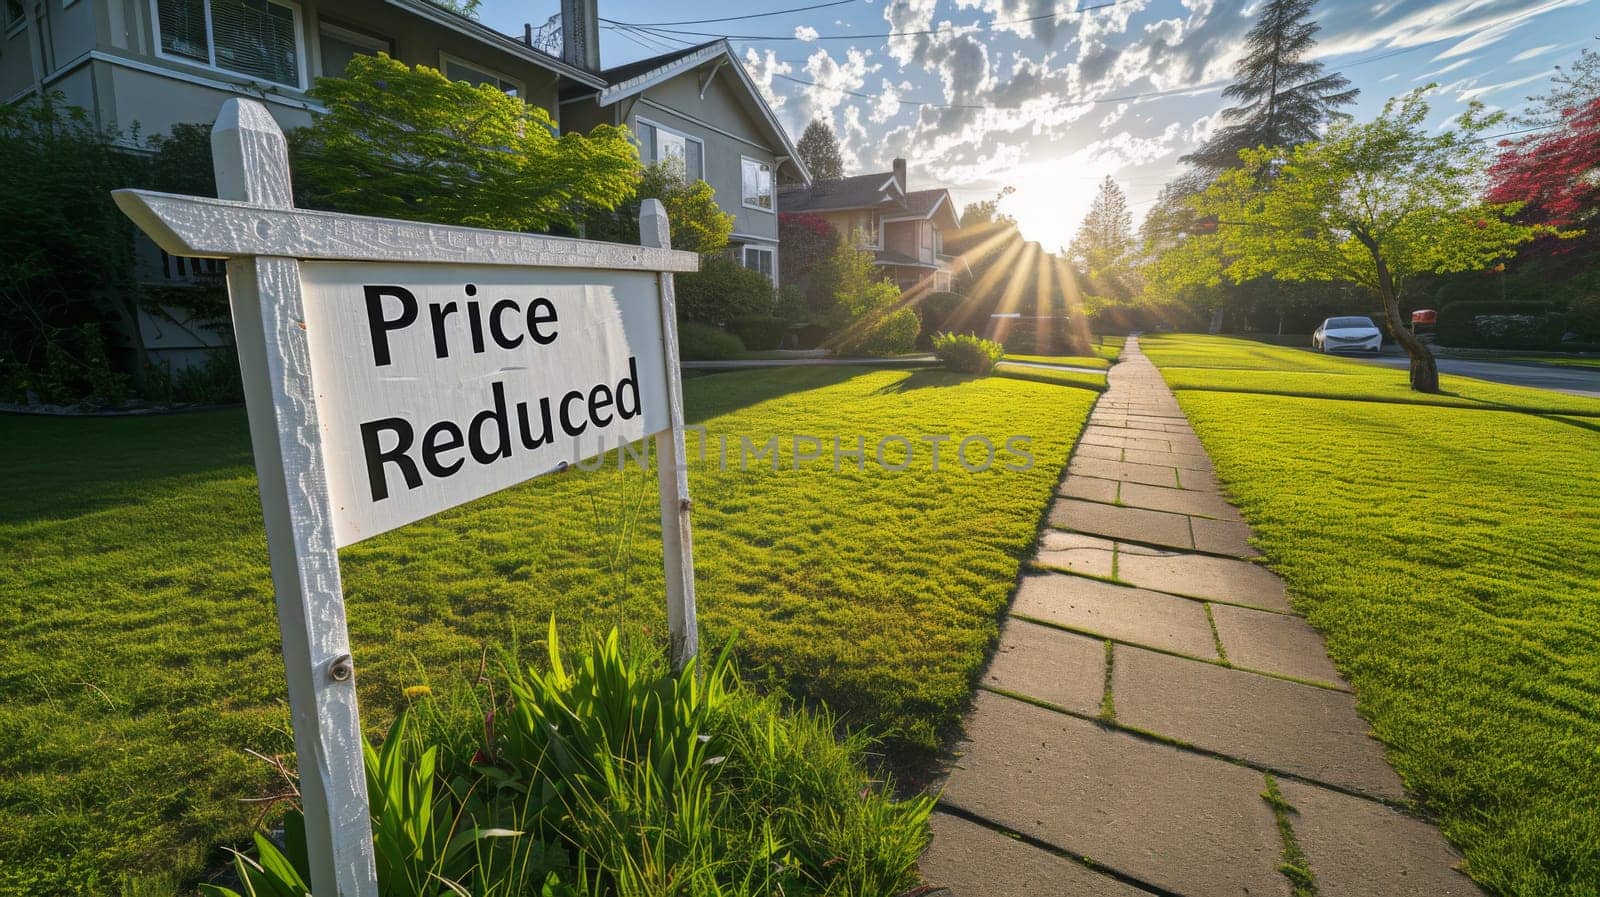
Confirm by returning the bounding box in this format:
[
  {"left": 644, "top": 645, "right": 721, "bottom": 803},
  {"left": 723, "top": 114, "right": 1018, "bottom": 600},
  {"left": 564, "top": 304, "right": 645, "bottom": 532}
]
[
  {"left": 2, "top": 0, "right": 804, "bottom": 366},
  {"left": 560, "top": 37, "right": 811, "bottom": 284}
]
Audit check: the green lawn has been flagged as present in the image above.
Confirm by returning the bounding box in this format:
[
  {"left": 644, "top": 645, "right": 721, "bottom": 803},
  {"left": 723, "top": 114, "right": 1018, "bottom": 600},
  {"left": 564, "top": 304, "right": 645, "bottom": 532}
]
[
  {"left": 1143, "top": 334, "right": 1600, "bottom": 416},
  {"left": 0, "top": 366, "right": 1093, "bottom": 896},
  {"left": 993, "top": 361, "right": 1107, "bottom": 391},
  {"left": 1141, "top": 334, "right": 1600, "bottom": 897},
  {"left": 1004, "top": 339, "right": 1123, "bottom": 369}
]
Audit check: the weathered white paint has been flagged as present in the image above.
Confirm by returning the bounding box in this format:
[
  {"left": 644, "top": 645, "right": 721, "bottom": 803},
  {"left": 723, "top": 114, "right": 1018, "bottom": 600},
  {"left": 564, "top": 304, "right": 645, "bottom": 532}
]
[
  {"left": 299, "top": 262, "right": 672, "bottom": 547},
  {"left": 111, "top": 191, "right": 701, "bottom": 273},
  {"left": 114, "top": 97, "right": 705, "bottom": 891},
  {"left": 209, "top": 99, "right": 379, "bottom": 897},
  {"left": 640, "top": 199, "right": 700, "bottom": 670}
]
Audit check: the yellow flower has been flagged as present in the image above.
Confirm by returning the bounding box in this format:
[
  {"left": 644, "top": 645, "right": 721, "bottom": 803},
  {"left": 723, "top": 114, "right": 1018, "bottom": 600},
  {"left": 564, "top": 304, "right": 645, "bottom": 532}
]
[{"left": 402, "top": 685, "right": 432, "bottom": 699}]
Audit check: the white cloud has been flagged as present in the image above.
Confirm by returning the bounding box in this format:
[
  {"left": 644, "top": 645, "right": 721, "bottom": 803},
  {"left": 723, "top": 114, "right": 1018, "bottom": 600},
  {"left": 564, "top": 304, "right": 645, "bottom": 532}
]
[
  {"left": 741, "top": 48, "right": 793, "bottom": 110},
  {"left": 1509, "top": 44, "right": 1558, "bottom": 63},
  {"left": 795, "top": 25, "right": 820, "bottom": 41},
  {"left": 800, "top": 48, "right": 879, "bottom": 124}
]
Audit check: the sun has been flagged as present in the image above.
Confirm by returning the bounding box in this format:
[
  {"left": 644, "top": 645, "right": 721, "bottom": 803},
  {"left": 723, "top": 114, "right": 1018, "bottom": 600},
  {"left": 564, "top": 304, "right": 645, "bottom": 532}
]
[{"left": 994, "top": 161, "right": 1109, "bottom": 251}]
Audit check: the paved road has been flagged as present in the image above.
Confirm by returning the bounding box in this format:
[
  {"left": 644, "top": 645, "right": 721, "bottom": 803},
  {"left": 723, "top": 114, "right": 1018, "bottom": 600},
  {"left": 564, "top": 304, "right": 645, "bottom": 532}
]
[{"left": 1345, "top": 353, "right": 1600, "bottom": 398}]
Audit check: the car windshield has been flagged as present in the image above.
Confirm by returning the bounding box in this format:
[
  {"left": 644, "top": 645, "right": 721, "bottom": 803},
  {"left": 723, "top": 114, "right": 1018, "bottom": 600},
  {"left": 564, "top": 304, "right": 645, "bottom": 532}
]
[{"left": 1326, "top": 317, "right": 1375, "bottom": 329}]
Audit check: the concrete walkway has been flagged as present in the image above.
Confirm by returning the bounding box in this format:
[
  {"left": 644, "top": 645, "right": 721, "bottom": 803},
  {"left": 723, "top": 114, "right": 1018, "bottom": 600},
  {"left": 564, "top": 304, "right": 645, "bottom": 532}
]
[{"left": 919, "top": 336, "right": 1480, "bottom": 897}]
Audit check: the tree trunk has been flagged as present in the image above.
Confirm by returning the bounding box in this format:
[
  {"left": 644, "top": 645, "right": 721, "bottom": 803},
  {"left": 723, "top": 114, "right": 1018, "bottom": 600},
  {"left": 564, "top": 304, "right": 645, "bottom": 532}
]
[
  {"left": 1357, "top": 232, "right": 1438, "bottom": 393},
  {"left": 1374, "top": 265, "right": 1437, "bottom": 393}
]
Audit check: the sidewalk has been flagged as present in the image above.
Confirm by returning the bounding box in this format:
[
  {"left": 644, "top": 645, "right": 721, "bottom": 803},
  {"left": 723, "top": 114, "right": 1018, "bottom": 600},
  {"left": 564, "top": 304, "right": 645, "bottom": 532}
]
[{"left": 918, "top": 336, "right": 1480, "bottom": 896}]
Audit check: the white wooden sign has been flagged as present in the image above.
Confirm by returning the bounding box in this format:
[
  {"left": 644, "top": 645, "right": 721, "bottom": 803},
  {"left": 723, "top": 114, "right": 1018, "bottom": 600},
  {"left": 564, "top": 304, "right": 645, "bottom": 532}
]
[{"left": 113, "top": 98, "right": 702, "bottom": 897}]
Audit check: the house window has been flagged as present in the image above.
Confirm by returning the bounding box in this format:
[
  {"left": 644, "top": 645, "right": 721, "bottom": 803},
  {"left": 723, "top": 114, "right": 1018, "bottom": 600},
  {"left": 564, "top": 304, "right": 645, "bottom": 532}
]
[
  {"left": 852, "top": 212, "right": 880, "bottom": 247},
  {"left": 637, "top": 119, "right": 703, "bottom": 181},
  {"left": 155, "top": 0, "right": 305, "bottom": 88},
  {"left": 319, "top": 22, "right": 389, "bottom": 78},
  {"left": 920, "top": 221, "right": 933, "bottom": 260},
  {"left": 6, "top": 0, "right": 26, "bottom": 31},
  {"left": 441, "top": 54, "right": 523, "bottom": 97},
  {"left": 742, "top": 245, "right": 774, "bottom": 282},
  {"left": 741, "top": 156, "right": 774, "bottom": 211}
]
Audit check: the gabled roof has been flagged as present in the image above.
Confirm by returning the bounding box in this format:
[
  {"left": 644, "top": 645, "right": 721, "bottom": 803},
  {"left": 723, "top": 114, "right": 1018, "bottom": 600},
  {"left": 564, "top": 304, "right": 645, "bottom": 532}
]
[
  {"left": 566, "top": 40, "right": 810, "bottom": 186},
  {"left": 383, "top": 0, "right": 606, "bottom": 88},
  {"left": 780, "top": 176, "right": 959, "bottom": 230}
]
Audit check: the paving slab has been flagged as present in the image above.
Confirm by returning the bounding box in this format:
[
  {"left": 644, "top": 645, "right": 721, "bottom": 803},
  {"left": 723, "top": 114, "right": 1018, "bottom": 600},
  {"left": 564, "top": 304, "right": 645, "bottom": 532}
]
[
  {"left": 1113, "top": 546, "right": 1289, "bottom": 611},
  {"left": 1191, "top": 516, "right": 1262, "bottom": 558},
  {"left": 1279, "top": 782, "right": 1481, "bottom": 896},
  {"left": 1011, "top": 573, "right": 1219, "bottom": 659},
  {"left": 1211, "top": 603, "right": 1346, "bottom": 687},
  {"left": 1067, "top": 456, "right": 1181, "bottom": 488},
  {"left": 1175, "top": 465, "right": 1222, "bottom": 492},
  {"left": 1112, "top": 646, "right": 1405, "bottom": 799},
  {"left": 1032, "top": 530, "right": 1116, "bottom": 577},
  {"left": 1049, "top": 498, "right": 1193, "bottom": 549},
  {"left": 941, "top": 693, "right": 1288, "bottom": 897},
  {"left": 1079, "top": 430, "right": 1131, "bottom": 448},
  {"left": 919, "top": 813, "right": 1149, "bottom": 897},
  {"left": 1056, "top": 474, "right": 1119, "bottom": 504},
  {"left": 1075, "top": 442, "right": 1124, "bottom": 461},
  {"left": 981, "top": 619, "right": 1106, "bottom": 714},
  {"left": 1116, "top": 481, "right": 1242, "bottom": 520},
  {"left": 1122, "top": 447, "right": 1214, "bottom": 471}
]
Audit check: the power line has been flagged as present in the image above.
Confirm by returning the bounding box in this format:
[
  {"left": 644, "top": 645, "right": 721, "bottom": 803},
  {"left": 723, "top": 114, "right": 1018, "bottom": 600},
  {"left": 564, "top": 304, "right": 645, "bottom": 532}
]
[
  {"left": 607, "top": 0, "right": 1136, "bottom": 42},
  {"left": 601, "top": 0, "right": 858, "bottom": 28}
]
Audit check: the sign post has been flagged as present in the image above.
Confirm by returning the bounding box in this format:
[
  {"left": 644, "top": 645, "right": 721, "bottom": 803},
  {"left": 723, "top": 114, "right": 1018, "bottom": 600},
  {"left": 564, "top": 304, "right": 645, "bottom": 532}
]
[{"left": 115, "top": 98, "right": 702, "bottom": 896}]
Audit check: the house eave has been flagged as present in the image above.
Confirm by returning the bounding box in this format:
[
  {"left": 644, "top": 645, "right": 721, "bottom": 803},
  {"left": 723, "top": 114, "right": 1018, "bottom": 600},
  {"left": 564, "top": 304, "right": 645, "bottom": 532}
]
[{"left": 383, "top": 0, "right": 607, "bottom": 88}]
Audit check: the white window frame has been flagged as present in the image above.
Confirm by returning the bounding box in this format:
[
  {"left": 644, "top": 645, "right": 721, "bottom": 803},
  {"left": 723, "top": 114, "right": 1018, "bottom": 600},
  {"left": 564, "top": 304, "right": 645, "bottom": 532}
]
[
  {"left": 439, "top": 51, "right": 525, "bottom": 98},
  {"left": 741, "top": 155, "right": 775, "bottom": 213},
  {"left": 317, "top": 20, "right": 390, "bottom": 77},
  {"left": 635, "top": 115, "right": 705, "bottom": 182},
  {"left": 741, "top": 245, "right": 775, "bottom": 283},
  {"left": 149, "top": 0, "right": 309, "bottom": 90},
  {"left": 5, "top": 0, "right": 26, "bottom": 36},
  {"left": 852, "top": 211, "right": 882, "bottom": 250}
]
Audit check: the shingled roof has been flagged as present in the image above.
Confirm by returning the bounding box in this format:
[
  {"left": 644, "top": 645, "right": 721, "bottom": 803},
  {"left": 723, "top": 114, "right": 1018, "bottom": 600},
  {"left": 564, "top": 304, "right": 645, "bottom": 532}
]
[{"left": 780, "top": 171, "right": 957, "bottom": 228}]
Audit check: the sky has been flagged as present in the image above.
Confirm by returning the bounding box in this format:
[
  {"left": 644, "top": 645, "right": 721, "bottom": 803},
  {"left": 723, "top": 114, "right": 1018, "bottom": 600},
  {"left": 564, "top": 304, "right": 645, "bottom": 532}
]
[{"left": 477, "top": 0, "right": 1599, "bottom": 250}]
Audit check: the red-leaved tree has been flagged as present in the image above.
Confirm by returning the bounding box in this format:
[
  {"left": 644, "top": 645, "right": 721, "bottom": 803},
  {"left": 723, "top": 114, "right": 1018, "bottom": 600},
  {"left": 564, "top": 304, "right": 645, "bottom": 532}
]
[{"left": 1487, "top": 95, "right": 1600, "bottom": 255}]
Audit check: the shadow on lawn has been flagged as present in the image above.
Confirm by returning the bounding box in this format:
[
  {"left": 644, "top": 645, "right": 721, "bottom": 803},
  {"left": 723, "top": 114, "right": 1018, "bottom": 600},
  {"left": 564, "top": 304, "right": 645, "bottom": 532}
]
[{"left": 870, "top": 369, "right": 980, "bottom": 395}]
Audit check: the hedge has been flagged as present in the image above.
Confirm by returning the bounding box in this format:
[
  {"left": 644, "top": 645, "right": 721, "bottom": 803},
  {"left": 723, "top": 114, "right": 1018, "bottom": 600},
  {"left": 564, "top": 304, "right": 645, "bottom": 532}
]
[{"left": 1436, "top": 300, "right": 1566, "bottom": 349}]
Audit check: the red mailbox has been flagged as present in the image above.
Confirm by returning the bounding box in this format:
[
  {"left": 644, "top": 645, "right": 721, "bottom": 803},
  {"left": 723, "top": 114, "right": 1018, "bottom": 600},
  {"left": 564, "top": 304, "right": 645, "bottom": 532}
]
[{"left": 1411, "top": 309, "right": 1437, "bottom": 325}]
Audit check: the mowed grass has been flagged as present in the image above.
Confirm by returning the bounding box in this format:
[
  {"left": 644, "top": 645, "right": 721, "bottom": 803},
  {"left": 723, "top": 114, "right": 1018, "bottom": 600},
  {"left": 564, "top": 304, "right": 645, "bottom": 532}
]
[
  {"left": 1142, "top": 335, "right": 1600, "bottom": 897},
  {"left": 992, "top": 362, "right": 1107, "bottom": 391},
  {"left": 0, "top": 366, "right": 1092, "bottom": 896},
  {"left": 1143, "top": 334, "right": 1600, "bottom": 416}
]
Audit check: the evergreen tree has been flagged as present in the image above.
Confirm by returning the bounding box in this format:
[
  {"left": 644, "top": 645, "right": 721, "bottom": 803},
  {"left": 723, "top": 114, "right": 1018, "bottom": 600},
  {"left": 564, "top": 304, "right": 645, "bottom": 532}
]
[
  {"left": 1182, "top": 0, "right": 1357, "bottom": 173},
  {"left": 1068, "top": 177, "right": 1137, "bottom": 300},
  {"left": 795, "top": 119, "right": 845, "bottom": 182},
  {"left": 1069, "top": 177, "right": 1133, "bottom": 266}
]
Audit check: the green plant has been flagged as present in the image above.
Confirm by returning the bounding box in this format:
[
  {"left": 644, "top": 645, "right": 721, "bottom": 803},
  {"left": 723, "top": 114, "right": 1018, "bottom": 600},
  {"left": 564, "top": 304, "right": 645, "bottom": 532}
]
[
  {"left": 676, "top": 322, "right": 746, "bottom": 361},
  {"left": 932, "top": 332, "right": 1005, "bottom": 373},
  {"left": 835, "top": 307, "right": 919, "bottom": 357},
  {"left": 674, "top": 255, "right": 774, "bottom": 325},
  {"left": 1436, "top": 300, "right": 1566, "bottom": 349},
  {"left": 294, "top": 54, "right": 636, "bottom": 233},
  {"left": 726, "top": 316, "right": 787, "bottom": 351},
  {"left": 1565, "top": 293, "right": 1600, "bottom": 342},
  {"left": 584, "top": 163, "right": 733, "bottom": 255},
  {"left": 171, "top": 350, "right": 245, "bottom": 404},
  {"left": 914, "top": 291, "right": 966, "bottom": 347}
]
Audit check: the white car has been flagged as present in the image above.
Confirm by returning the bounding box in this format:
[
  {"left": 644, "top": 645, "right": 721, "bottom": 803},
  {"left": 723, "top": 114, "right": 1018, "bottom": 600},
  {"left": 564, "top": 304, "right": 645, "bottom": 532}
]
[{"left": 1313, "top": 316, "right": 1383, "bottom": 354}]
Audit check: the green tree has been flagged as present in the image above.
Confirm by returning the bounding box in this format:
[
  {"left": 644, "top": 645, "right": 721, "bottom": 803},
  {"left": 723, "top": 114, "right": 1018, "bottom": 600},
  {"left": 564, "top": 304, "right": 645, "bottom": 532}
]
[
  {"left": 817, "top": 237, "right": 917, "bottom": 355},
  {"left": 1177, "top": 90, "right": 1558, "bottom": 392},
  {"left": 795, "top": 119, "right": 845, "bottom": 182},
  {"left": 1182, "top": 0, "right": 1357, "bottom": 173},
  {"left": 294, "top": 54, "right": 637, "bottom": 233},
  {"left": 1068, "top": 177, "right": 1138, "bottom": 301},
  {"left": 959, "top": 186, "right": 1015, "bottom": 227},
  {"left": 585, "top": 163, "right": 733, "bottom": 254}
]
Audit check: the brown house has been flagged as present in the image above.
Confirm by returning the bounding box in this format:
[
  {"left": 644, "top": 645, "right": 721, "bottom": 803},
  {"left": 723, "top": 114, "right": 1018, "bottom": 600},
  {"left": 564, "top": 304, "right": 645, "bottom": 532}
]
[{"left": 778, "top": 159, "right": 963, "bottom": 292}]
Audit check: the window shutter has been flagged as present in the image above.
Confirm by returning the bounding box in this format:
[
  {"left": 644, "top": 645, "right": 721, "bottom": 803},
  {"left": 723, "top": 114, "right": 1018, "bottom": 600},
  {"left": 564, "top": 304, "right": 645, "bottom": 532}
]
[
  {"left": 210, "top": 0, "right": 299, "bottom": 86},
  {"left": 157, "top": 0, "right": 210, "bottom": 62}
]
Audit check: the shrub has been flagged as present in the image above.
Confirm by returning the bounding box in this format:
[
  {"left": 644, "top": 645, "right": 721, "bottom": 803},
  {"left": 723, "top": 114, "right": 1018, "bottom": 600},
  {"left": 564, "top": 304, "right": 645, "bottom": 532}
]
[
  {"left": 202, "top": 624, "right": 933, "bottom": 897},
  {"left": 1436, "top": 300, "right": 1566, "bottom": 349},
  {"left": 676, "top": 322, "right": 746, "bottom": 360},
  {"left": 836, "top": 307, "right": 920, "bottom": 357},
  {"left": 1567, "top": 294, "right": 1600, "bottom": 342},
  {"left": 932, "top": 332, "right": 1005, "bottom": 373},
  {"left": 675, "top": 254, "right": 775, "bottom": 324},
  {"left": 726, "top": 315, "right": 787, "bottom": 351}
]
